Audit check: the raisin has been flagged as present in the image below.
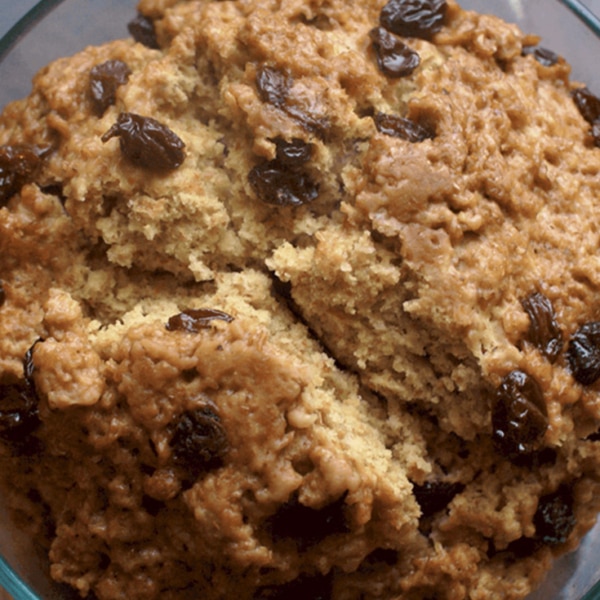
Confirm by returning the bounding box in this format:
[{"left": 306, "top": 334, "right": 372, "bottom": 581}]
[
  {"left": 497, "top": 536, "right": 542, "bottom": 559},
  {"left": 567, "top": 321, "right": 600, "bottom": 385},
  {"left": 256, "top": 67, "right": 329, "bottom": 136},
  {"left": 592, "top": 120, "right": 600, "bottom": 148},
  {"left": 0, "top": 281, "right": 5, "bottom": 307},
  {"left": 256, "top": 66, "right": 292, "bottom": 108},
  {"left": 491, "top": 484, "right": 576, "bottom": 558},
  {"left": 0, "top": 144, "right": 44, "bottom": 206},
  {"left": 380, "top": 0, "right": 447, "bottom": 40},
  {"left": 89, "top": 60, "right": 132, "bottom": 116},
  {"left": 169, "top": 407, "right": 228, "bottom": 480},
  {"left": 572, "top": 86, "right": 600, "bottom": 124},
  {"left": 24, "top": 339, "right": 42, "bottom": 395},
  {"left": 586, "top": 430, "right": 600, "bottom": 442},
  {"left": 0, "top": 382, "right": 40, "bottom": 444},
  {"left": 533, "top": 485, "right": 576, "bottom": 545},
  {"left": 521, "top": 292, "right": 563, "bottom": 362},
  {"left": 101, "top": 112, "right": 185, "bottom": 170},
  {"left": 413, "top": 480, "right": 464, "bottom": 517},
  {"left": 97, "top": 553, "right": 111, "bottom": 572},
  {"left": 285, "top": 106, "right": 330, "bottom": 138},
  {"left": 374, "top": 112, "right": 434, "bottom": 142},
  {"left": 370, "top": 27, "right": 420, "bottom": 78},
  {"left": 0, "top": 342, "right": 43, "bottom": 453},
  {"left": 273, "top": 138, "right": 313, "bottom": 167},
  {"left": 127, "top": 13, "right": 159, "bottom": 49},
  {"left": 251, "top": 137, "right": 317, "bottom": 206},
  {"left": 521, "top": 45, "right": 559, "bottom": 67},
  {"left": 266, "top": 491, "right": 349, "bottom": 551},
  {"left": 531, "top": 447, "right": 558, "bottom": 467},
  {"left": 166, "top": 308, "right": 233, "bottom": 333},
  {"left": 249, "top": 162, "right": 319, "bottom": 207},
  {"left": 571, "top": 87, "right": 600, "bottom": 145},
  {"left": 255, "top": 572, "right": 333, "bottom": 600},
  {"left": 141, "top": 494, "right": 165, "bottom": 516},
  {"left": 492, "top": 370, "right": 548, "bottom": 459}
]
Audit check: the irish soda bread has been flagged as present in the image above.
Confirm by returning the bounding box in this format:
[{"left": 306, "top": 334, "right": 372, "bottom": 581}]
[{"left": 1, "top": 0, "right": 600, "bottom": 598}]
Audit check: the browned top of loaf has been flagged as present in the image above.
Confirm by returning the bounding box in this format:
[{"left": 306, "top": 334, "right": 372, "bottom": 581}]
[{"left": 0, "top": 1, "right": 599, "bottom": 599}]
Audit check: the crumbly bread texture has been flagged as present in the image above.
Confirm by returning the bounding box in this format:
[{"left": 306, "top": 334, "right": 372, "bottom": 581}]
[{"left": 1, "top": 0, "right": 600, "bottom": 598}]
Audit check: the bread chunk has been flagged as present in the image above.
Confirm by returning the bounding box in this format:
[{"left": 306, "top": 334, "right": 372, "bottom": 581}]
[{"left": 1, "top": 1, "right": 600, "bottom": 598}]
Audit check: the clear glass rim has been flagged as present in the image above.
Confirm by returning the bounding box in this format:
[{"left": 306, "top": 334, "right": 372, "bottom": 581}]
[
  {"left": 587, "top": 581, "right": 600, "bottom": 600},
  {"left": 1, "top": 0, "right": 600, "bottom": 65},
  {"left": 559, "top": 0, "right": 600, "bottom": 35},
  {"left": 0, "top": 0, "right": 66, "bottom": 62},
  {"left": 0, "top": 0, "right": 598, "bottom": 63},
  {"left": 0, "top": 8, "right": 75, "bottom": 599},
  {"left": 0, "top": 557, "right": 40, "bottom": 600}
]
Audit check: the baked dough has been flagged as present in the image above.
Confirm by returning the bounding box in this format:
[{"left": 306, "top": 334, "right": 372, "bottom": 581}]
[{"left": 0, "top": 1, "right": 599, "bottom": 598}]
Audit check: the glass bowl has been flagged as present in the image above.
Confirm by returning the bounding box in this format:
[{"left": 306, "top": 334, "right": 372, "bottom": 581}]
[{"left": 0, "top": 1, "right": 600, "bottom": 599}]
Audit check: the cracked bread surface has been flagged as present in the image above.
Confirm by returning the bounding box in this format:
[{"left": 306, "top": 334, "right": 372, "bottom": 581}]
[{"left": 0, "top": 0, "right": 600, "bottom": 599}]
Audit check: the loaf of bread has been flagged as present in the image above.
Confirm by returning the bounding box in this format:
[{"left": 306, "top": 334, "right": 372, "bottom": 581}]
[{"left": 1, "top": 0, "right": 600, "bottom": 598}]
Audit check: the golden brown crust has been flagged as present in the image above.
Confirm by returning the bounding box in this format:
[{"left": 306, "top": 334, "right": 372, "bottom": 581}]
[{"left": 0, "top": 1, "right": 600, "bottom": 598}]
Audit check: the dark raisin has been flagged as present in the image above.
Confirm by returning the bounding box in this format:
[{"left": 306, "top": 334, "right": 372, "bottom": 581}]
[
  {"left": 533, "top": 485, "right": 576, "bottom": 545},
  {"left": 141, "top": 494, "right": 165, "bottom": 516},
  {"left": 273, "top": 138, "right": 313, "bottom": 167},
  {"left": 255, "top": 572, "right": 333, "bottom": 600},
  {"left": 249, "top": 162, "right": 319, "bottom": 207},
  {"left": 521, "top": 292, "right": 563, "bottom": 362},
  {"left": 166, "top": 308, "right": 233, "bottom": 333},
  {"left": 521, "top": 45, "right": 559, "bottom": 67},
  {"left": 531, "top": 447, "right": 558, "bottom": 467},
  {"left": 256, "top": 66, "right": 292, "bottom": 108},
  {"left": 24, "top": 339, "right": 42, "bottom": 395},
  {"left": 101, "top": 112, "right": 185, "bottom": 170},
  {"left": 127, "top": 13, "right": 160, "bottom": 49},
  {"left": 0, "top": 144, "right": 43, "bottom": 206},
  {"left": 256, "top": 68, "right": 329, "bottom": 137},
  {"left": 284, "top": 106, "right": 330, "bottom": 138},
  {"left": 490, "top": 486, "right": 575, "bottom": 558},
  {"left": 370, "top": 27, "right": 420, "bottom": 78},
  {"left": 497, "top": 536, "right": 542, "bottom": 559},
  {"left": 97, "top": 553, "right": 111, "bottom": 571},
  {"left": 374, "top": 112, "right": 434, "bottom": 142},
  {"left": 592, "top": 120, "right": 600, "bottom": 148},
  {"left": 0, "top": 281, "right": 5, "bottom": 307},
  {"left": 266, "top": 491, "right": 349, "bottom": 551},
  {"left": 567, "top": 321, "right": 600, "bottom": 385},
  {"left": 380, "top": 0, "right": 447, "bottom": 40},
  {"left": 5, "top": 378, "right": 43, "bottom": 456},
  {"left": 140, "top": 462, "right": 156, "bottom": 476},
  {"left": 169, "top": 407, "right": 228, "bottom": 479},
  {"left": 572, "top": 87, "right": 600, "bottom": 124},
  {"left": 586, "top": 430, "right": 600, "bottom": 442},
  {"left": 0, "top": 382, "right": 40, "bottom": 444},
  {"left": 492, "top": 370, "right": 548, "bottom": 459},
  {"left": 413, "top": 480, "right": 464, "bottom": 517},
  {"left": 257, "top": 138, "right": 319, "bottom": 199},
  {"left": 89, "top": 60, "right": 132, "bottom": 117}
]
